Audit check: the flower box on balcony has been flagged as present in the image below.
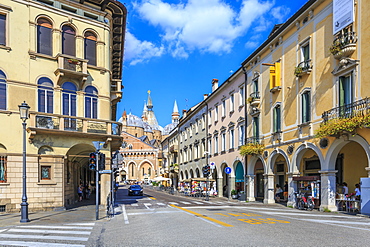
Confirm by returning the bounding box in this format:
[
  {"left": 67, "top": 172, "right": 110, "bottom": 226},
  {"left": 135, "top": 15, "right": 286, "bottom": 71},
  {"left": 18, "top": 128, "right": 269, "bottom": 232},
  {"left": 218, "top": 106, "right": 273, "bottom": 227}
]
[
  {"left": 239, "top": 143, "right": 265, "bottom": 156},
  {"left": 332, "top": 44, "right": 356, "bottom": 60}
]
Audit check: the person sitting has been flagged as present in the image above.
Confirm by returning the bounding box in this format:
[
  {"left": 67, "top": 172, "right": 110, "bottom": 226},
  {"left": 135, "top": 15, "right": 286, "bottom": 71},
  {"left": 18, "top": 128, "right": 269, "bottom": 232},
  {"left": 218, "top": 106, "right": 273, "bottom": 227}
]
[{"left": 275, "top": 184, "right": 283, "bottom": 202}]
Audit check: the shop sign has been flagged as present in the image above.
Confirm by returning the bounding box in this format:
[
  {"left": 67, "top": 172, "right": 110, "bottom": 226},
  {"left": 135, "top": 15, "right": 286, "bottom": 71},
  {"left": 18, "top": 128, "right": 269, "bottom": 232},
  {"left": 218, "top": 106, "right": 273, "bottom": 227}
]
[{"left": 333, "top": 0, "right": 354, "bottom": 34}]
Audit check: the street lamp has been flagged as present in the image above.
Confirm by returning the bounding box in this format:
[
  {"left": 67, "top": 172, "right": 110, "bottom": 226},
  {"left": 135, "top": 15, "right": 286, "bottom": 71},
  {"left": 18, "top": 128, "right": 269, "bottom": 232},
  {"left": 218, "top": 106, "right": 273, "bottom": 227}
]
[{"left": 19, "top": 101, "right": 30, "bottom": 223}]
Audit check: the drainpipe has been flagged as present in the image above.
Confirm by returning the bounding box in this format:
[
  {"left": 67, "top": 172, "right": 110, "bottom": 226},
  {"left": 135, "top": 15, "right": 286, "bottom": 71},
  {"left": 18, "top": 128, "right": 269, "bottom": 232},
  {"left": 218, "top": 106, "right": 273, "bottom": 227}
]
[{"left": 242, "top": 66, "right": 248, "bottom": 200}]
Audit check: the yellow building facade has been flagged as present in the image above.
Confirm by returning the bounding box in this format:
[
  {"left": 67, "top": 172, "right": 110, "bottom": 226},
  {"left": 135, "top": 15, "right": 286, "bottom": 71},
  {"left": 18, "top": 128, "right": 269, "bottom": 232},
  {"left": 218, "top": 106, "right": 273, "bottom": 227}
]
[
  {"left": 242, "top": 0, "right": 370, "bottom": 211},
  {"left": 0, "top": 0, "right": 126, "bottom": 212}
]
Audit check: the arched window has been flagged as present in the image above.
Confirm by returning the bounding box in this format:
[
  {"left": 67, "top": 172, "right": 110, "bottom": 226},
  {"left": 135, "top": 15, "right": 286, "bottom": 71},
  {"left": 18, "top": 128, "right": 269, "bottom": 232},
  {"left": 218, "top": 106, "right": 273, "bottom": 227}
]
[
  {"left": 84, "top": 31, "right": 97, "bottom": 66},
  {"left": 84, "top": 85, "right": 98, "bottom": 119},
  {"left": 37, "top": 18, "right": 52, "bottom": 56},
  {"left": 0, "top": 70, "right": 6, "bottom": 110},
  {"left": 62, "top": 82, "right": 77, "bottom": 130},
  {"left": 62, "top": 25, "right": 75, "bottom": 56},
  {"left": 38, "top": 77, "right": 53, "bottom": 113}
]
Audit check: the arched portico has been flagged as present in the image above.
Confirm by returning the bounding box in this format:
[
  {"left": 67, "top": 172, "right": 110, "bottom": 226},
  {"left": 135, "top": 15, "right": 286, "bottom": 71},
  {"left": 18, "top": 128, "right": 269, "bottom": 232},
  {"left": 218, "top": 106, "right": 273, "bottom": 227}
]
[
  {"left": 323, "top": 135, "right": 370, "bottom": 211},
  {"left": 246, "top": 155, "right": 267, "bottom": 202},
  {"left": 269, "top": 149, "right": 290, "bottom": 203}
]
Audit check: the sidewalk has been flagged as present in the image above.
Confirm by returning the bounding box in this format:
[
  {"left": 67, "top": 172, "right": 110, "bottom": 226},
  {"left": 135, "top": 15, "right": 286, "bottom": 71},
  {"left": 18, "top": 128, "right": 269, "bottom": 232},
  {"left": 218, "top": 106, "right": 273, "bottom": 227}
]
[{"left": 0, "top": 196, "right": 109, "bottom": 228}]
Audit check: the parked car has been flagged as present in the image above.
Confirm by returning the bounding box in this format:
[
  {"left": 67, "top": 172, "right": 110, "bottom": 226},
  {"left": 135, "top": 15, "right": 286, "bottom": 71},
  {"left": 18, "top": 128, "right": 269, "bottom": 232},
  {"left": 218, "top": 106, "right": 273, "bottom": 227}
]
[{"left": 128, "top": 185, "right": 143, "bottom": 196}]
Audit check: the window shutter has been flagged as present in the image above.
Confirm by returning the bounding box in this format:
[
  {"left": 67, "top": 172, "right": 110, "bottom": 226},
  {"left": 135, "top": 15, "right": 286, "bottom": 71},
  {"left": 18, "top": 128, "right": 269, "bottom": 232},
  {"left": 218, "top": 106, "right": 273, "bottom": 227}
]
[
  {"left": 38, "top": 89, "right": 46, "bottom": 112},
  {"left": 92, "top": 98, "right": 98, "bottom": 119},
  {"left": 62, "top": 93, "right": 69, "bottom": 115},
  {"left": 0, "top": 83, "right": 6, "bottom": 110},
  {"left": 85, "top": 39, "right": 97, "bottom": 66},
  {"left": 85, "top": 97, "right": 91, "bottom": 118},
  {"left": 47, "top": 90, "right": 53, "bottom": 113},
  {"left": 71, "top": 94, "right": 76, "bottom": 116},
  {"left": 37, "top": 26, "right": 52, "bottom": 56},
  {"left": 0, "top": 14, "right": 5, "bottom": 46}
]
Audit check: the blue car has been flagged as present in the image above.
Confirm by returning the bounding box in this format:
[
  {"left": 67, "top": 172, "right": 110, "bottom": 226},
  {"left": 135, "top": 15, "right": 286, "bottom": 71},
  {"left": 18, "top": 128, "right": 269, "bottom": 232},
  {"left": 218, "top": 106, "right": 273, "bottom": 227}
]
[{"left": 128, "top": 185, "right": 143, "bottom": 196}]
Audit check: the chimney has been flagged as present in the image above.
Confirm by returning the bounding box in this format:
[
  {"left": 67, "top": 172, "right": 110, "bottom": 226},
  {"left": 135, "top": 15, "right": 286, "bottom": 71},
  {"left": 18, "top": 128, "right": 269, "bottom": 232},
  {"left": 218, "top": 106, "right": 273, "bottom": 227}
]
[
  {"left": 182, "top": 109, "right": 187, "bottom": 118},
  {"left": 212, "top": 79, "right": 219, "bottom": 92},
  {"left": 203, "top": 94, "right": 208, "bottom": 100}
]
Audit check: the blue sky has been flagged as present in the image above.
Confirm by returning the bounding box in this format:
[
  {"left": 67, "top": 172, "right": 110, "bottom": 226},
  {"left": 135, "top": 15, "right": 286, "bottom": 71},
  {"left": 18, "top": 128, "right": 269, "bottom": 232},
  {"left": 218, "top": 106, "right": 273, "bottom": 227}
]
[{"left": 117, "top": 0, "right": 308, "bottom": 127}]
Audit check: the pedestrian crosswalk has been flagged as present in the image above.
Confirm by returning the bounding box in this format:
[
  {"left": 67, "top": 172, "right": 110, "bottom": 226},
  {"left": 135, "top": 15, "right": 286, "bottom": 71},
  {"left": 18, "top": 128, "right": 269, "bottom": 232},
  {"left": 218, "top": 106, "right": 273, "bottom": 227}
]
[
  {"left": 0, "top": 222, "right": 94, "bottom": 247},
  {"left": 125, "top": 199, "right": 237, "bottom": 207}
]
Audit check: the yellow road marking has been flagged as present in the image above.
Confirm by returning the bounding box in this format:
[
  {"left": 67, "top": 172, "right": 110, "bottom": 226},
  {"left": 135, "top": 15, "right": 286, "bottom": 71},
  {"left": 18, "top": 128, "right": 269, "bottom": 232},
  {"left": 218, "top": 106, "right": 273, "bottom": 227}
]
[
  {"left": 215, "top": 213, "right": 229, "bottom": 217},
  {"left": 170, "top": 204, "right": 233, "bottom": 227},
  {"left": 149, "top": 197, "right": 156, "bottom": 200}
]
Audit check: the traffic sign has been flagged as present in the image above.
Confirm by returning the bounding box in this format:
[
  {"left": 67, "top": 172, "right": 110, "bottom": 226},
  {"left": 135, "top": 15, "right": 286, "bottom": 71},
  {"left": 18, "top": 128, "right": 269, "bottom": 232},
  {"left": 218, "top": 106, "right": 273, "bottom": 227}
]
[
  {"left": 210, "top": 162, "right": 215, "bottom": 169},
  {"left": 99, "top": 170, "right": 112, "bottom": 174},
  {"left": 224, "top": 167, "right": 232, "bottom": 174}
]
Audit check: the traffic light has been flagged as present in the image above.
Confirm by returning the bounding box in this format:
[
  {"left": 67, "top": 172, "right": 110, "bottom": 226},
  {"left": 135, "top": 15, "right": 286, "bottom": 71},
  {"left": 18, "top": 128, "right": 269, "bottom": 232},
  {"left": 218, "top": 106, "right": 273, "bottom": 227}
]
[
  {"left": 98, "top": 153, "right": 105, "bottom": 171},
  {"left": 202, "top": 165, "right": 210, "bottom": 177},
  {"left": 113, "top": 168, "right": 119, "bottom": 177},
  {"left": 89, "top": 152, "right": 97, "bottom": 170}
]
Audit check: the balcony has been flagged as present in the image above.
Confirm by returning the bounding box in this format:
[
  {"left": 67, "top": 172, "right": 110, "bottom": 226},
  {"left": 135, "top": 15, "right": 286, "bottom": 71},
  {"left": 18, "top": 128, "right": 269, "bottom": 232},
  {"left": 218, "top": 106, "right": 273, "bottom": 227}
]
[
  {"left": 28, "top": 112, "right": 122, "bottom": 149},
  {"left": 246, "top": 137, "right": 262, "bottom": 144},
  {"left": 248, "top": 92, "right": 261, "bottom": 107},
  {"left": 294, "top": 59, "right": 312, "bottom": 77},
  {"left": 322, "top": 97, "right": 370, "bottom": 123},
  {"left": 329, "top": 32, "right": 357, "bottom": 61},
  {"left": 54, "top": 54, "right": 89, "bottom": 82}
]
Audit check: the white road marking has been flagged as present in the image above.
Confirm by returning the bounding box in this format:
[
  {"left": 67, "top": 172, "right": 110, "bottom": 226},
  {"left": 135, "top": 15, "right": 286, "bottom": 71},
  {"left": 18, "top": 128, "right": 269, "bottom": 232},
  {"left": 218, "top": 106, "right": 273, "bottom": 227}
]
[
  {"left": 193, "top": 201, "right": 204, "bottom": 204},
  {"left": 0, "top": 241, "right": 85, "bottom": 247},
  {"left": 121, "top": 205, "right": 130, "bottom": 224},
  {"left": 16, "top": 225, "right": 93, "bottom": 230},
  {"left": 131, "top": 204, "right": 138, "bottom": 206},
  {"left": 144, "top": 203, "right": 153, "bottom": 210},
  {"left": 8, "top": 229, "right": 91, "bottom": 235},
  {"left": 179, "top": 201, "right": 191, "bottom": 205},
  {"left": 65, "top": 223, "right": 95, "bottom": 226},
  {"left": 168, "top": 202, "right": 179, "bottom": 205},
  {"left": 0, "top": 234, "right": 88, "bottom": 241},
  {"left": 157, "top": 203, "right": 165, "bottom": 206},
  {"left": 0, "top": 229, "right": 6, "bottom": 233},
  {"left": 127, "top": 211, "right": 181, "bottom": 215}
]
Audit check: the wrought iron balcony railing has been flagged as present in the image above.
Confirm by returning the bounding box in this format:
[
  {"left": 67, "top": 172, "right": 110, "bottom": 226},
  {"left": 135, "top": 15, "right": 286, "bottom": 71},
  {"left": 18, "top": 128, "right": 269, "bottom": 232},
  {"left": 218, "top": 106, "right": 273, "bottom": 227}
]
[
  {"left": 294, "top": 59, "right": 312, "bottom": 77},
  {"left": 333, "top": 31, "right": 357, "bottom": 48},
  {"left": 32, "top": 112, "right": 122, "bottom": 136},
  {"left": 249, "top": 91, "right": 260, "bottom": 99},
  {"left": 322, "top": 97, "right": 370, "bottom": 123},
  {"left": 246, "top": 137, "right": 261, "bottom": 144}
]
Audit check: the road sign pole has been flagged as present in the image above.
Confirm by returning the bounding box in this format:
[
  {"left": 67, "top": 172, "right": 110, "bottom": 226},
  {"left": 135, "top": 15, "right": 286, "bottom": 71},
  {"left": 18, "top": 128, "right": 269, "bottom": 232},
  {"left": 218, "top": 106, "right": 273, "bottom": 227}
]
[{"left": 95, "top": 152, "right": 99, "bottom": 220}]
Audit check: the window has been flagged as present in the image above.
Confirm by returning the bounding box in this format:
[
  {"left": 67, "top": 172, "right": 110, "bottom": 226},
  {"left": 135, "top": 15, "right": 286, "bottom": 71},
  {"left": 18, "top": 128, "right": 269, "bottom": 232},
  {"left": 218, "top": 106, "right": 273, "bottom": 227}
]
[
  {"left": 0, "top": 70, "right": 6, "bottom": 110},
  {"left": 38, "top": 77, "right": 53, "bottom": 113},
  {"left": 208, "top": 110, "right": 212, "bottom": 125},
  {"left": 229, "top": 129, "right": 234, "bottom": 149},
  {"left": 214, "top": 136, "right": 218, "bottom": 154},
  {"left": 339, "top": 73, "right": 353, "bottom": 117},
  {"left": 0, "top": 13, "right": 6, "bottom": 46},
  {"left": 238, "top": 125, "right": 245, "bottom": 146},
  {"left": 208, "top": 139, "right": 212, "bottom": 154},
  {"left": 273, "top": 105, "right": 281, "bottom": 132},
  {"left": 214, "top": 105, "right": 218, "bottom": 122},
  {"left": 202, "top": 114, "right": 206, "bottom": 129},
  {"left": 253, "top": 117, "right": 259, "bottom": 141},
  {"left": 239, "top": 86, "right": 244, "bottom": 106},
  {"left": 230, "top": 94, "right": 234, "bottom": 112},
  {"left": 62, "top": 82, "right": 77, "bottom": 130},
  {"left": 222, "top": 101, "right": 226, "bottom": 117},
  {"left": 301, "top": 43, "right": 310, "bottom": 62},
  {"left": 0, "top": 155, "right": 6, "bottom": 182},
  {"left": 301, "top": 91, "right": 311, "bottom": 123},
  {"left": 62, "top": 25, "right": 76, "bottom": 56},
  {"left": 251, "top": 79, "right": 260, "bottom": 99},
  {"left": 84, "top": 86, "right": 98, "bottom": 119},
  {"left": 41, "top": 166, "right": 51, "bottom": 180},
  {"left": 37, "top": 18, "right": 52, "bottom": 56},
  {"left": 221, "top": 133, "right": 226, "bottom": 152},
  {"left": 84, "top": 31, "right": 97, "bottom": 66}
]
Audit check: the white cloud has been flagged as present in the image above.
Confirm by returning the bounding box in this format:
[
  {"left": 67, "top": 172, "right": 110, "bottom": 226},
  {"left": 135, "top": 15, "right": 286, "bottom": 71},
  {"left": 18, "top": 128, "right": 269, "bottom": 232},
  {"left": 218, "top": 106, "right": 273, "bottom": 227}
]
[
  {"left": 126, "top": 0, "right": 291, "bottom": 65},
  {"left": 270, "top": 6, "right": 291, "bottom": 23},
  {"left": 124, "top": 31, "right": 165, "bottom": 65},
  {"left": 134, "top": 0, "right": 273, "bottom": 58}
]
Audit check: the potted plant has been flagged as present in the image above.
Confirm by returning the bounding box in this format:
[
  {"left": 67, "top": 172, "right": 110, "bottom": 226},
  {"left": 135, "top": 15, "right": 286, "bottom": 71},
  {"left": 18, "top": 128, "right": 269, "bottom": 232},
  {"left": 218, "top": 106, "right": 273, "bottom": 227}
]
[
  {"left": 231, "top": 189, "right": 239, "bottom": 199},
  {"left": 239, "top": 143, "right": 265, "bottom": 156},
  {"left": 294, "top": 66, "right": 303, "bottom": 77},
  {"left": 67, "top": 58, "right": 80, "bottom": 65}
]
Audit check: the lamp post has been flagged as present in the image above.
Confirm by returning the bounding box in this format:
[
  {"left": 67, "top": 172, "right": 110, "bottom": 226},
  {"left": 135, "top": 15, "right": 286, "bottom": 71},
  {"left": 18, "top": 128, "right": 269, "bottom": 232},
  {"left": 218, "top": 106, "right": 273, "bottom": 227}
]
[{"left": 19, "top": 101, "right": 30, "bottom": 223}]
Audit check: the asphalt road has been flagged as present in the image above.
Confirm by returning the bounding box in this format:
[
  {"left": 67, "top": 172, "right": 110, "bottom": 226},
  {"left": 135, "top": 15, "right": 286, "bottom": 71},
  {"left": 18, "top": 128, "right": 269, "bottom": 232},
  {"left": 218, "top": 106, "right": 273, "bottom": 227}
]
[
  {"left": 2, "top": 186, "right": 369, "bottom": 246},
  {"left": 91, "top": 185, "right": 370, "bottom": 247}
]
